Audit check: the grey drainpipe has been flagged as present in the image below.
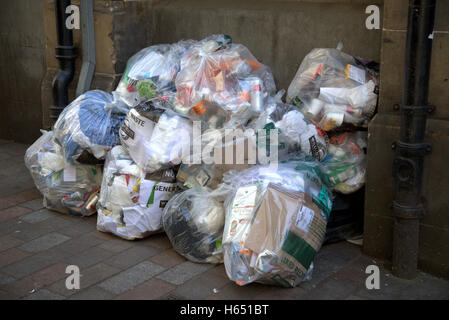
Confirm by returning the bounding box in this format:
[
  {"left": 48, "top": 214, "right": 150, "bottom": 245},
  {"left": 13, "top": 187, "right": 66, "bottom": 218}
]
[
  {"left": 76, "top": 0, "right": 96, "bottom": 97},
  {"left": 391, "top": 0, "right": 436, "bottom": 279},
  {"left": 51, "top": 0, "right": 76, "bottom": 119}
]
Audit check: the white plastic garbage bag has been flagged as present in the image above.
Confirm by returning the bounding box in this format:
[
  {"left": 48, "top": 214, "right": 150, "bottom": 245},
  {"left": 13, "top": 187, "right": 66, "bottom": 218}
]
[
  {"left": 97, "top": 146, "right": 180, "bottom": 240},
  {"left": 119, "top": 101, "right": 193, "bottom": 173}
]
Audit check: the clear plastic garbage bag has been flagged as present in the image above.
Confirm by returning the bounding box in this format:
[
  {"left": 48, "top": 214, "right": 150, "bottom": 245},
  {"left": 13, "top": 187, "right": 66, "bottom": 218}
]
[
  {"left": 24, "top": 130, "right": 102, "bottom": 216},
  {"left": 287, "top": 48, "right": 379, "bottom": 131},
  {"left": 321, "top": 131, "right": 367, "bottom": 194},
  {"left": 221, "top": 159, "right": 332, "bottom": 287},
  {"left": 115, "top": 41, "right": 196, "bottom": 108},
  {"left": 173, "top": 34, "right": 276, "bottom": 128},
  {"left": 97, "top": 146, "right": 180, "bottom": 240},
  {"left": 163, "top": 186, "right": 231, "bottom": 263},
  {"left": 53, "top": 90, "right": 127, "bottom": 164},
  {"left": 119, "top": 101, "right": 193, "bottom": 173}
]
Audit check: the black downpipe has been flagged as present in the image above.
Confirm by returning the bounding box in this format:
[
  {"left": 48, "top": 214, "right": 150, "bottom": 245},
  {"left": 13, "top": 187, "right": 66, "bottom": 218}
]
[
  {"left": 391, "top": 0, "right": 436, "bottom": 279},
  {"left": 51, "top": 0, "right": 77, "bottom": 119}
]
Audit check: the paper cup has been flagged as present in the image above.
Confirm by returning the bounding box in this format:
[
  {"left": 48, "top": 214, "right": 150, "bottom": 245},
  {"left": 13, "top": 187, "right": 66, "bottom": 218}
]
[
  {"left": 323, "top": 112, "right": 344, "bottom": 130},
  {"left": 307, "top": 98, "right": 325, "bottom": 117}
]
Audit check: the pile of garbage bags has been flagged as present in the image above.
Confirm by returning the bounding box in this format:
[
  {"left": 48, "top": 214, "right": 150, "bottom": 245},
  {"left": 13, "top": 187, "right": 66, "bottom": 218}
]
[{"left": 25, "top": 34, "right": 378, "bottom": 288}]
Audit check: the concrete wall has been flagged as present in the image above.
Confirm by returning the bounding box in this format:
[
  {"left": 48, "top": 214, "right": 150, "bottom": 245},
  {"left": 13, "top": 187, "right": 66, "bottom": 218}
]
[
  {"left": 364, "top": 0, "right": 449, "bottom": 279},
  {"left": 151, "top": 0, "right": 382, "bottom": 91},
  {"left": 0, "top": 0, "right": 46, "bottom": 144}
]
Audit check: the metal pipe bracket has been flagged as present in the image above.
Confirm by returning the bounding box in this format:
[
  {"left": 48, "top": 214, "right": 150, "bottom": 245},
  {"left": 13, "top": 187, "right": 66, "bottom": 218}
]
[{"left": 400, "top": 104, "right": 435, "bottom": 116}]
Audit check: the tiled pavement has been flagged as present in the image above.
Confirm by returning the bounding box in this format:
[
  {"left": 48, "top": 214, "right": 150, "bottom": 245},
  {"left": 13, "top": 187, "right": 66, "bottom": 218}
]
[{"left": 0, "top": 139, "right": 448, "bottom": 300}]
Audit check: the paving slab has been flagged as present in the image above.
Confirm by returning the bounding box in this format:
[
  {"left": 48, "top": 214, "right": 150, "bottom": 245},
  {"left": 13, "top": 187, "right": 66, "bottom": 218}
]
[
  {"left": 18, "top": 232, "right": 71, "bottom": 253},
  {"left": 104, "top": 245, "right": 160, "bottom": 270},
  {"left": 98, "top": 261, "right": 166, "bottom": 295},
  {"left": 149, "top": 249, "right": 187, "bottom": 268},
  {"left": 19, "top": 209, "right": 52, "bottom": 224},
  {"left": 0, "top": 248, "right": 31, "bottom": 268},
  {"left": 97, "top": 238, "right": 134, "bottom": 253},
  {"left": 172, "top": 272, "right": 231, "bottom": 299},
  {"left": 156, "top": 261, "right": 214, "bottom": 286},
  {"left": 18, "top": 199, "right": 44, "bottom": 211},
  {"left": 207, "top": 282, "right": 268, "bottom": 300},
  {"left": 0, "top": 219, "right": 23, "bottom": 237},
  {"left": 0, "top": 273, "right": 15, "bottom": 286},
  {"left": 0, "top": 235, "right": 24, "bottom": 252},
  {"left": 77, "top": 263, "right": 122, "bottom": 290},
  {"left": 54, "top": 233, "right": 106, "bottom": 255},
  {"left": 68, "top": 286, "right": 115, "bottom": 300},
  {"left": 0, "top": 206, "right": 32, "bottom": 223},
  {"left": 115, "top": 279, "right": 176, "bottom": 300},
  {"left": 1, "top": 247, "right": 71, "bottom": 279},
  {"left": 65, "top": 245, "right": 115, "bottom": 269},
  {"left": 303, "top": 278, "right": 358, "bottom": 300}
]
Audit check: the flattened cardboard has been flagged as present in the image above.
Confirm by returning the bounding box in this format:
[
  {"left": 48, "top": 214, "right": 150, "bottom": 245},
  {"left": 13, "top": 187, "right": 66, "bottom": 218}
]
[
  {"left": 244, "top": 183, "right": 303, "bottom": 254},
  {"left": 244, "top": 183, "right": 326, "bottom": 280}
]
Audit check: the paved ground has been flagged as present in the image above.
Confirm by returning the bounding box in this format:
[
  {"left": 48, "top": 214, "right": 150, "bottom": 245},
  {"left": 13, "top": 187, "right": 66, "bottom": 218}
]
[{"left": 0, "top": 138, "right": 448, "bottom": 300}]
